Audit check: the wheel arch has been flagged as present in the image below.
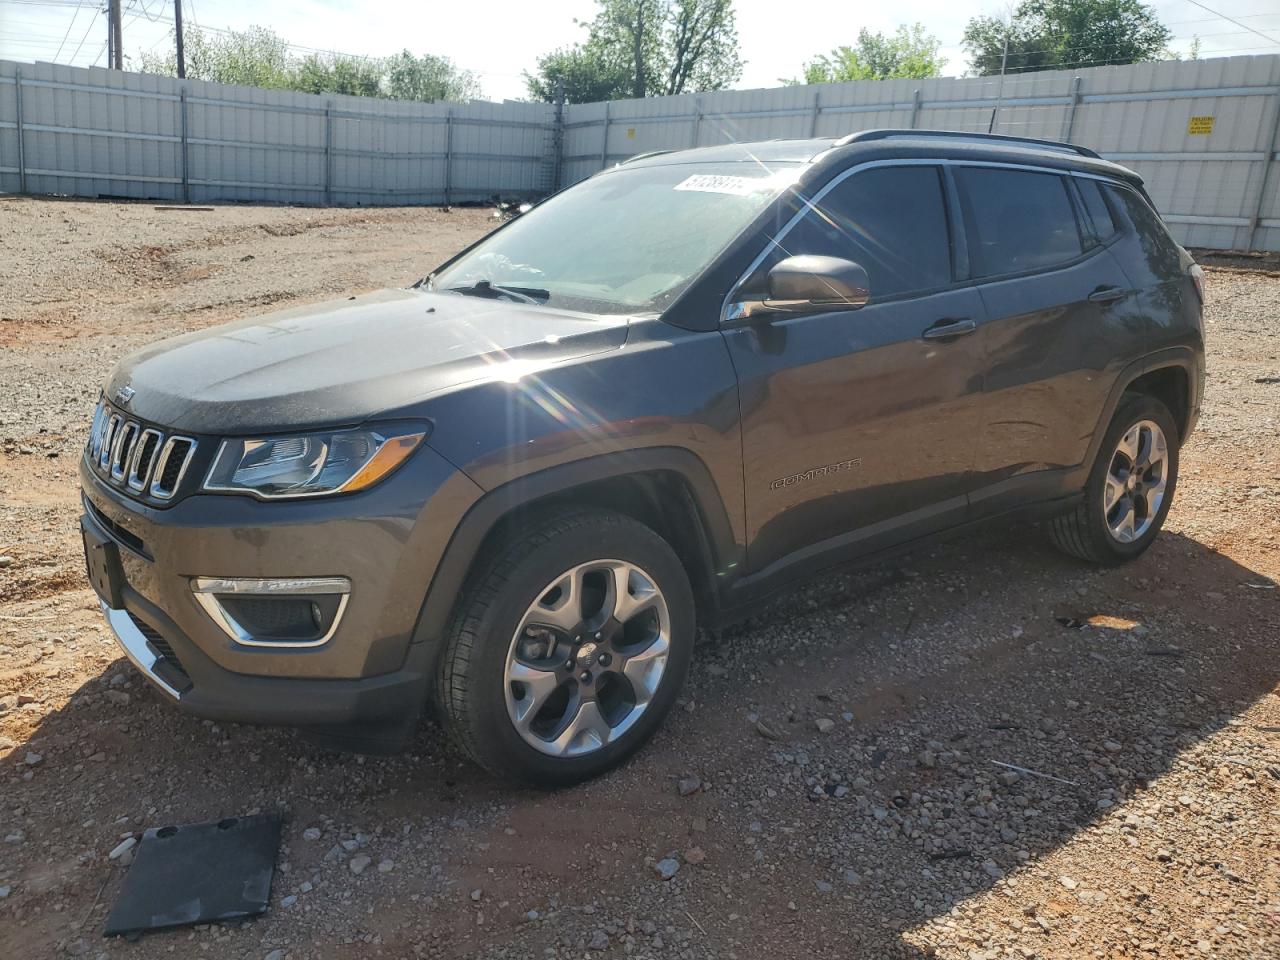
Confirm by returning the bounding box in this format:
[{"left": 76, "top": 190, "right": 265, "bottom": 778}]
[
  {"left": 1081, "top": 349, "right": 1200, "bottom": 475},
  {"left": 410, "top": 448, "right": 742, "bottom": 663}
]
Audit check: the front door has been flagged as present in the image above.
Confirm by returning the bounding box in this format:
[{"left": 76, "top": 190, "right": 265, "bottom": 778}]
[{"left": 722, "top": 164, "right": 988, "bottom": 578}]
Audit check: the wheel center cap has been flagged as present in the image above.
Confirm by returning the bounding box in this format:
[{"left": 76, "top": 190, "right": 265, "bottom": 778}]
[
  {"left": 576, "top": 641, "right": 599, "bottom": 668},
  {"left": 1126, "top": 473, "right": 1138, "bottom": 492}
]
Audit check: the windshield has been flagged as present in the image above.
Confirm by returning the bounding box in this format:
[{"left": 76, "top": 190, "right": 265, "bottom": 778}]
[{"left": 430, "top": 161, "right": 802, "bottom": 316}]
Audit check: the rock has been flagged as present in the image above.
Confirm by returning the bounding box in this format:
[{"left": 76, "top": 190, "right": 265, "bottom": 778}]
[
  {"left": 841, "top": 868, "right": 861, "bottom": 885},
  {"left": 0, "top": 556, "right": 13, "bottom": 568},
  {"left": 16, "top": 693, "right": 36, "bottom": 706},
  {"left": 377, "top": 859, "right": 394, "bottom": 873},
  {"left": 0, "top": 885, "right": 10, "bottom": 899},
  {"left": 280, "top": 895, "right": 297, "bottom": 908},
  {"left": 299, "top": 881, "right": 313, "bottom": 893},
  {"left": 755, "top": 720, "right": 783, "bottom": 741},
  {"left": 23, "top": 751, "right": 42, "bottom": 766},
  {"left": 108, "top": 837, "right": 137, "bottom": 860},
  {"left": 348, "top": 854, "right": 372, "bottom": 875},
  {"left": 302, "top": 827, "right": 321, "bottom": 841},
  {"left": 264, "top": 951, "right": 284, "bottom": 960},
  {"left": 918, "top": 750, "right": 937, "bottom": 768},
  {"left": 323, "top": 844, "right": 345, "bottom": 863},
  {"left": 677, "top": 775, "right": 702, "bottom": 797},
  {"left": 470, "top": 888, "right": 483, "bottom": 901},
  {"left": 1059, "top": 876, "right": 1078, "bottom": 890},
  {"left": 104, "top": 690, "right": 130, "bottom": 706},
  {"left": 998, "top": 771, "right": 1020, "bottom": 787},
  {"left": 525, "top": 909, "right": 540, "bottom": 921},
  {"left": 683, "top": 846, "right": 706, "bottom": 864},
  {"left": 653, "top": 857, "right": 680, "bottom": 880},
  {"left": 815, "top": 880, "right": 833, "bottom": 892},
  {"left": 981, "top": 860, "right": 1005, "bottom": 879},
  {"left": 340, "top": 838, "right": 360, "bottom": 852},
  {"left": 815, "top": 718, "right": 835, "bottom": 734},
  {"left": 588, "top": 930, "right": 609, "bottom": 950},
  {"left": 1103, "top": 740, "right": 1123, "bottom": 753}
]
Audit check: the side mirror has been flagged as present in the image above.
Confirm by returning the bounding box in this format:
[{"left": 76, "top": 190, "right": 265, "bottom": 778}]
[{"left": 727, "top": 255, "right": 870, "bottom": 320}]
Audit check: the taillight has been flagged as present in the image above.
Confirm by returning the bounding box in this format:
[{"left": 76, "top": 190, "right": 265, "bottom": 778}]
[{"left": 1189, "top": 263, "right": 1206, "bottom": 304}]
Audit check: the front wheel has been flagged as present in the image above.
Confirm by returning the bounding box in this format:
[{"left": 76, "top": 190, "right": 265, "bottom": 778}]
[
  {"left": 437, "top": 509, "right": 694, "bottom": 787},
  {"left": 1049, "top": 393, "right": 1180, "bottom": 564}
]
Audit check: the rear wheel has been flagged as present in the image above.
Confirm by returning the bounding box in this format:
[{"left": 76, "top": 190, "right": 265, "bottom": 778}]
[
  {"left": 1049, "top": 393, "right": 1180, "bottom": 564},
  {"left": 437, "top": 509, "right": 694, "bottom": 787}
]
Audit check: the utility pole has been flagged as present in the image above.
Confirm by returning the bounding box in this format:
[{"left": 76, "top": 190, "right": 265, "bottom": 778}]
[
  {"left": 108, "top": 0, "right": 123, "bottom": 69},
  {"left": 988, "top": 14, "right": 1011, "bottom": 133},
  {"left": 174, "top": 0, "right": 186, "bottom": 78}
]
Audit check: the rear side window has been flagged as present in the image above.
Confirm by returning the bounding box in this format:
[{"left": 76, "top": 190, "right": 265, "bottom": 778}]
[
  {"left": 957, "top": 167, "right": 1083, "bottom": 278},
  {"left": 765, "top": 165, "right": 952, "bottom": 300},
  {"left": 1077, "top": 179, "right": 1118, "bottom": 242},
  {"left": 1105, "top": 185, "right": 1182, "bottom": 278}
]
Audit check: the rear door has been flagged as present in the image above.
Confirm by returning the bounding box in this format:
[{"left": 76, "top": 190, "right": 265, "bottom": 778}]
[
  {"left": 955, "top": 164, "right": 1141, "bottom": 513},
  {"left": 723, "top": 163, "right": 988, "bottom": 576}
]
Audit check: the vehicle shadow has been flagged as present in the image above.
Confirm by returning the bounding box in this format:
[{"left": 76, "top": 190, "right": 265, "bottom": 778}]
[{"left": 2, "top": 526, "right": 1276, "bottom": 959}]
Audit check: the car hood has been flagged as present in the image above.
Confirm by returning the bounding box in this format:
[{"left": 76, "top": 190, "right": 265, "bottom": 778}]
[{"left": 105, "top": 289, "right": 632, "bottom": 434}]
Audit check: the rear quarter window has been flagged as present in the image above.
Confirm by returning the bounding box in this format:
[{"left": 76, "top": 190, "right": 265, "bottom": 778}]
[
  {"left": 957, "top": 167, "right": 1084, "bottom": 279},
  {"left": 1077, "top": 179, "right": 1119, "bottom": 243},
  {"left": 1104, "top": 184, "right": 1183, "bottom": 280}
]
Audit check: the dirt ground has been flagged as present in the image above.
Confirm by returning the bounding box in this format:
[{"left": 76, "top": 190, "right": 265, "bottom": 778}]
[{"left": 0, "top": 197, "right": 1277, "bottom": 960}]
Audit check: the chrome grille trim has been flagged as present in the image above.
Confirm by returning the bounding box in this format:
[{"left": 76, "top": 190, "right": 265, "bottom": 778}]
[
  {"left": 109, "top": 421, "right": 138, "bottom": 482},
  {"left": 126, "top": 428, "right": 164, "bottom": 492},
  {"left": 149, "top": 435, "right": 197, "bottom": 500},
  {"left": 84, "top": 403, "right": 198, "bottom": 501},
  {"left": 98, "top": 414, "right": 121, "bottom": 470}
]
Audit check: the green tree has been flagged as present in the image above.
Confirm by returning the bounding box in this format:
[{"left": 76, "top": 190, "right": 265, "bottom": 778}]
[
  {"left": 526, "top": 0, "right": 744, "bottom": 103},
  {"left": 140, "top": 27, "right": 482, "bottom": 103},
  {"left": 383, "top": 51, "right": 482, "bottom": 102},
  {"left": 794, "top": 25, "right": 946, "bottom": 83},
  {"left": 962, "top": 0, "right": 1174, "bottom": 76}
]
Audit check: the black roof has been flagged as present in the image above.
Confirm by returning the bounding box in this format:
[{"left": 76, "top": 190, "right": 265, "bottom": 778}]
[{"left": 619, "top": 129, "right": 1141, "bottom": 184}]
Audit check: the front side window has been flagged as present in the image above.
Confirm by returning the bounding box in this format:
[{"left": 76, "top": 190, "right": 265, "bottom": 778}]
[
  {"left": 957, "top": 167, "right": 1083, "bottom": 278},
  {"left": 750, "top": 165, "right": 952, "bottom": 301},
  {"left": 430, "top": 161, "right": 801, "bottom": 316}
]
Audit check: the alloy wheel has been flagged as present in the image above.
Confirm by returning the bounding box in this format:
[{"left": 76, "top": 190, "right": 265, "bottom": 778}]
[
  {"left": 503, "top": 559, "right": 671, "bottom": 757},
  {"left": 1103, "top": 418, "right": 1169, "bottom": 543}
]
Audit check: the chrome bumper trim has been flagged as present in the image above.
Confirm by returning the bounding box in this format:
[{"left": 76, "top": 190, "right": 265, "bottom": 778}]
[{"left": 100, "top": 601, "right": 183, "bottom": 700}]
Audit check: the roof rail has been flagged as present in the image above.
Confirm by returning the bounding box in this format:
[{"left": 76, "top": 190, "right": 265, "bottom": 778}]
[
  {"left": 619, "top": 150, "right": 677, "bottom": 165},
  {"left": 835, "top": 129, "right": 1100, "bottom": 160}
]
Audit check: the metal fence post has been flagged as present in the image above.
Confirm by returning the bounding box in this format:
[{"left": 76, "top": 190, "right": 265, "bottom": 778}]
[
  {"left": 1246, "top": 91, "right": 1280, "bottom": 252},
  {"left": 551, "top": 80, "right": 566, "bottom": 192},
  {"left": 909, "top": 89, "right": 922, "bottom": 129},
  {"left": 808, "top": 90, "right": 820, "bottom": 137},
  {"left": 691, "top": 97, "right": 703, "bottom": 148},
  {"left": 1062, "top": 76, "right": 1082, "bottom": 143},
  {"left": 179, "top": 86, "right": 190, "bottom": 203},
  {"left": 14, "top": 67, "right": 25, "bottom": 194},
  {"left": 323, "top": 101, "right": 334, "bottom": 206},
  {"left": 600, "top": 101, "right": 611, "bottom": 171},
  {"left": 443, "top": 108, "right": 453, "bottom": 205}
]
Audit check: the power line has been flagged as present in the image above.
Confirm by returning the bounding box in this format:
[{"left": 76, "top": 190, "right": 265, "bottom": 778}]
[
  {"left": 51, "top": 0, "right": 85, "bottom": 62},
  {"left": 67, "top": 6, "right": 98, "bottom": 64},
  {"left": 1180, "top": 0, "right": 1280, "bottom": 45}
]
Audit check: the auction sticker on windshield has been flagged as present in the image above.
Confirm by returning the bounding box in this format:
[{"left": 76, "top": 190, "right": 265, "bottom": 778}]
[{"left": 674, "top": 174, "right": 780, "bottom": 196}]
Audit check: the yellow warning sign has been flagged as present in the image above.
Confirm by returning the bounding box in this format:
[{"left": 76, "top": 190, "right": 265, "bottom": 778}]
[
  {"left": 1187, "top": 116, "right": 1215, "bottom": 135},
  {"left": 626, "top": 127, "right": 637, "bottom": 139}
]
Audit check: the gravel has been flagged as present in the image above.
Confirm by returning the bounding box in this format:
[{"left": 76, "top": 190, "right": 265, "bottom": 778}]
[{"left": 1, "top": 201, "right": 1277, "bottom": 960}]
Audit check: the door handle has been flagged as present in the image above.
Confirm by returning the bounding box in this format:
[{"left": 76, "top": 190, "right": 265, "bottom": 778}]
[
  {"left": 921, "top": 318, "right": 977, "bottom": 340},
  {"left": 1088, "top": 286, "right": 1128, "bottom": 304}
]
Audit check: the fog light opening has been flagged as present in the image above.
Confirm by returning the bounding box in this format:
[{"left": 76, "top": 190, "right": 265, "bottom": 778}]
[{"left": 191, "top": 577, "right": 350, "bottom": 648}]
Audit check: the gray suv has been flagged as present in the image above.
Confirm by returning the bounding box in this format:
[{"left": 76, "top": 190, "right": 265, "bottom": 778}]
[{"left": 81, "top": 130, "right": 1206, "bottom": 786}]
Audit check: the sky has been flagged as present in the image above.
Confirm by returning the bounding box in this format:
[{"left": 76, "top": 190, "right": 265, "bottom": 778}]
[{"left": 2, "top": 0, "right": 1279, "bottom": 101}]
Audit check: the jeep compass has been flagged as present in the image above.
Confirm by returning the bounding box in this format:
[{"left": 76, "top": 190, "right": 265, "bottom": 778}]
[{"left": 80, "top": 130, "right": 1206, "bottom": 786}]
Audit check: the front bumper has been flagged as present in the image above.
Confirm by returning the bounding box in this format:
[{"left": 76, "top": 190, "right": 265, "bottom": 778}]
[{"left": 80, "top": 443, "right": 483, "bottom": 740}]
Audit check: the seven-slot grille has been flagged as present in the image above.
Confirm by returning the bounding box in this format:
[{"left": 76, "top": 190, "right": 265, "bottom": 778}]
[{"left": 86, "top": 399, "right": 196, "bottom": 500}]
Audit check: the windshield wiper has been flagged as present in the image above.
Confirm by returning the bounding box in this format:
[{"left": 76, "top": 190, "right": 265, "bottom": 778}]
[{"left": 444, "top": 280, "right": 550, "bottom": 305}]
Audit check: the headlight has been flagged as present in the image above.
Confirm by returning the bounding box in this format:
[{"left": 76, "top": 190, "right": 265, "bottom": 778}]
[{"left": 203, "top": 424, "right": 426, "bottom": 499}]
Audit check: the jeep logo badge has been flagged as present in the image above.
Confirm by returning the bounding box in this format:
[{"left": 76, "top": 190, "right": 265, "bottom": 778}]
[{"left": 114, "top": 384, "right": 135, "bottom": 406}]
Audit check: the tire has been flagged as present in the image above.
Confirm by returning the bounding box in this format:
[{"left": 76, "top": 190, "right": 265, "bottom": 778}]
[
  {"left": 436, "top": 508, "right": 695, "bottom": 787},
  {"left": 1049, "top": 392, "right": 1180, "bottom": 565}
]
